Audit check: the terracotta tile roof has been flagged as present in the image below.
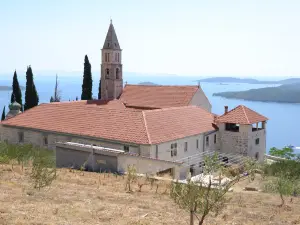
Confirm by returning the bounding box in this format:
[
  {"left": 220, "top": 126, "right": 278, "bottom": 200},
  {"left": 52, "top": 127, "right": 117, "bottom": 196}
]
[
  {"left": 1, "top": 103, "right": 216, "bottom": 145},
  {"left": 46, "top": 99, "right": 126, "bottom": 109},
  {"left": 217, "top": 105, "right": 268, "bottom": 125},
  {"left": 119, "top": 85, "right": 199, "bottom": 109},
  {"left": 144, "top": 106, "right": 216, "bottom": 144},
  {"left": 2, "top": 103, "right": 149, "bottom": 144}
]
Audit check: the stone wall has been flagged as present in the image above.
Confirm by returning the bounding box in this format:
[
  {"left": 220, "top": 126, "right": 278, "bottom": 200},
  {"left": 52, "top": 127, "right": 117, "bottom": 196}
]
[{"left": 0, "top": 125, "right": 139, "bottom": 154}]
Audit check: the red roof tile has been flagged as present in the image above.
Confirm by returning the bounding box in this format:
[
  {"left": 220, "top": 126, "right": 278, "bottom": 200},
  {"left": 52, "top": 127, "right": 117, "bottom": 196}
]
[
  {"left": 48, "top": 99, "right": 126, "bottom": 109},
  {"left": 217, "top": 105, "right": 268, "bottom": 125},
  {"left": 119, "top": 85, "right": 199, "bottom": 109},
  {"left": 144, "top": 106, "right": 216, "bottom": 144},
  {"left": 1, "top": 103, "right": 216, "bottom": 145}
]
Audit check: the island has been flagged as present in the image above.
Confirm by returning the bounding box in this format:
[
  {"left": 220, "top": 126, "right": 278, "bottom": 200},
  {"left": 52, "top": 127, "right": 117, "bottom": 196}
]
[
  {"left": 138, "top": 82, "right": 157, "bottom": 85},
  {"left": 0, "top": 86, "right": 25, "bottom": 91},
  {"left": 213, "top": 83, "right": 300, "bottom": 103},
  {"left": 197, "top": 77, "right": 300, "bottom": 85}
]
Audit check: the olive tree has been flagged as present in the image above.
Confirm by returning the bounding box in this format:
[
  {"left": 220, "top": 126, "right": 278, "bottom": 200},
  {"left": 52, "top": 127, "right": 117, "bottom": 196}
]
[{"left": 170, "top": 154, "right": 242, "bottom": 225}]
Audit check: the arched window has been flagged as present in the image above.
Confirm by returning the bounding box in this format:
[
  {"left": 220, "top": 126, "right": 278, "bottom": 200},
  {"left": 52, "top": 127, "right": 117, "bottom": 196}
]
[
  {"left": 105, "top": 69, "right": 110, "bottom": 79},
  {"left": 107, "top": 42, "right": 110, "bottom": 47},
  {"left": 116, "top": 68, "right": 120, "bottom": 79}
]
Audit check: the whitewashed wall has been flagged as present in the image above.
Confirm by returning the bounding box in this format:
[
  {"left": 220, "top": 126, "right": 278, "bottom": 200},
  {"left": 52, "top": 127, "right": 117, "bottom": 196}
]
[{"left": 189, "top": 88, "right": 212, "bottom": 112}]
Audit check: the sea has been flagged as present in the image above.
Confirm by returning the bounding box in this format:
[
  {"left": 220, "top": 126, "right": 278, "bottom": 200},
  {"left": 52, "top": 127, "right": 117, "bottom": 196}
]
[{"left": 0, "top": 72, "right": 299, "bottom": 153}]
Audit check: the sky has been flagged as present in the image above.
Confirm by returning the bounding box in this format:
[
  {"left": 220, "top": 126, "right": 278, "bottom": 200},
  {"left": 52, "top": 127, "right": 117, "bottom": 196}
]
[{"left": 0, "top": 0, "right": 299, "bottom": 77}]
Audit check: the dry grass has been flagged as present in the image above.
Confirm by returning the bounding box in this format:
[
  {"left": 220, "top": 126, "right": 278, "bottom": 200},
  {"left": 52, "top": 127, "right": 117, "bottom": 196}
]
[{"left": 1, "top": 165, "right": 300, "bottom": 225}]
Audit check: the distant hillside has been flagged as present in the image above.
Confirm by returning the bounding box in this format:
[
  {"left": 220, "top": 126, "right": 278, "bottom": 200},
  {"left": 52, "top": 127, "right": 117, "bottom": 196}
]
[
  {"left": 198, "top": 77, "right": 300, "bottom": 85},
  {"left": 138, "top": 82, "right": 157, "bottom": 85},
  {"left": 213, "top": 83, "right": 300, "bottom": 103},
  {"left": 0, "top": 86, "right": 25, "bottom": 91}
]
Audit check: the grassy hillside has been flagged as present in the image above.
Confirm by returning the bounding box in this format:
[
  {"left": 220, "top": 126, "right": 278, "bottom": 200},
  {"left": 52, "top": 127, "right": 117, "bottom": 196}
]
[
  {"left": 1, "top": 165, "right": 300, "bottom": 225},
  {"left": 213, "top": 83, "right": 300, "bottom": 103}
]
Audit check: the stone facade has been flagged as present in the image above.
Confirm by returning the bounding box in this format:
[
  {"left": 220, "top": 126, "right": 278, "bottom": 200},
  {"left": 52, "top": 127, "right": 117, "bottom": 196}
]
[
  {"left": 100, "top": 22, "right": 123, "bottom": 100},
  {"left": 218, "top": 123, "right": 266, "bottom": 162}
]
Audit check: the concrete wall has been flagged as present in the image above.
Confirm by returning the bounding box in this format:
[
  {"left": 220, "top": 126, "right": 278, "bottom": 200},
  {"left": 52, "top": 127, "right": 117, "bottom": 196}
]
[
  {"left": 56, "top": 146, "right": 118, "bottom": 172},
  {"left": 150, "top": 134, "right": 206, "bottom": 162},
  {"left": 189, "top": 88, "right": 212, "bottom": 112},
  {"left": 117, "top": 154, "right": 180, "bottom": 179},
  {"left": 204, "top": 131, "right": 220, "bottom": 152},
  {"left": 55, "top": 143, "right": 181, "bottom": 179}
]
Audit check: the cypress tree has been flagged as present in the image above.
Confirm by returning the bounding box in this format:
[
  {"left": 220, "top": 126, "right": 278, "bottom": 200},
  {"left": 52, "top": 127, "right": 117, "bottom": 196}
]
[
  {"left": 24, "top": 66, "right": 39, "bottom": 111},
  {"left": 10, "top": 70, "right": 23, "bottom": 109},
  {"left": 50, "top": 74, "right": 61, "bottom": 102},
  {"left": 1, "top": 106, "right": 5, "bottom": 121},
  {"left": 98, "top": 80, "right": 101, "bottom": 100},
  {"left": 81, "top": 55, "right": 93, "bottom": 100}
]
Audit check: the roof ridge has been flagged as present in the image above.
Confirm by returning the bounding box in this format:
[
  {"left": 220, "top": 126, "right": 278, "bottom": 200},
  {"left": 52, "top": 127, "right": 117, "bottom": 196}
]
[
  {"left": 125, "top": 84, "right": 199, "bottom": 87},
  {"left": 142, "top": 111, "right": 152, "bottom": 144},
  {"left": 143, "top": 105, "right": 197, "bottom": 113},
  {"left": 241, "top": 105, "right": 250, "bottom": 124}
]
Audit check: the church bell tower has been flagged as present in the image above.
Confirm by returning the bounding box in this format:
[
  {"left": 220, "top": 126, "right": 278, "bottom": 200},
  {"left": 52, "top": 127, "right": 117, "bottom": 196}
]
[{"left": 100, "top": 20, "right": 123, "bottom": 100}]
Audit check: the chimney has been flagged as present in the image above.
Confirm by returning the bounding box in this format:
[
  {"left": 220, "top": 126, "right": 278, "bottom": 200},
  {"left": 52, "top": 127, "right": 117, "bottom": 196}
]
[{"left": 224, "top": 106, "right": 228, "bottom": 114}]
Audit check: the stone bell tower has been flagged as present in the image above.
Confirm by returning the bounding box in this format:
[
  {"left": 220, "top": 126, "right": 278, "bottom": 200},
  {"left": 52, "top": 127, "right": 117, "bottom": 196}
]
[{"left": 100, "top": 20, "right": 123, "bottom": 100}]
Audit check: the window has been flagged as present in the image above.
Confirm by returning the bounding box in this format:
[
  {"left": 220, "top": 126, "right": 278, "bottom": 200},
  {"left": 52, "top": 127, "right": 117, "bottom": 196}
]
[
  {"left": 214, "top": 134, "right": 217, "bottom": 144},
  {"left": 117, "top": 53, "right": 120, "bottom": 62},
  {"left": 255, "top": 138, "right": 260, "bottom": 145},
  {"left": 114, "top": 43, "right": 117, "bottom": 47},
  {"left": 196, "top": 139, "right": 199, "bottom": 149},
  {"left": 124, "top": 145, "right": 129, "bottom": 152},
  {"left": 107, "top": 53, "right": 110, "bottom": 62},
  {"left": 255, "top": 152, "right": 259, "bottom": 160},
  {"left": 205, "top": 136, "right": 209, "bottom": 147},
  {"left": 105, "top": 69, "right": 110, "bottom": 79},
  {"left": 184, "top": 142, "right": 188, "bottom": 152},
  {"left": 155, "top": 145, "right": 158, "bottom": 159},
  {"left": 18, "top": 132, "right": 24, "bottom": 143},
  {"left": 107, "top": 42, "right": 110, "bottom": 47},
  {"left": 116, "top": 68, "right": 120, "bottom": 79},
  {"left": 43, "top": 136, "right": 48, "bottom": 146},
  {"left": 171, "top": 143, "right": 177, "bottom": 157},
  {"left": 115, "top": 53, "right": 117, "bottom": 61}
]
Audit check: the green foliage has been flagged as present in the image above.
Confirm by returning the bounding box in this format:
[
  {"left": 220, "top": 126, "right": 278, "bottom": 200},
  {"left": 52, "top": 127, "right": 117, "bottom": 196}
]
[
  {"left": 125, "top": 164, "right": 137, "bottom": 192},
  {"left": 244, "top": 157, "right": 261, "bottom": 182},
  {"left": 0, "top": 142, "right": 56, "bottom": 190},
  {"left": 269, "top": 146, "right": 295, "bottom": 159},
  {"left": 24, "top": 66, "right": 39, "bottom": 111},
  {"left": 11, "top": 70, "right": 23, "bottom": 109},
  {"left": 263, "top": 160, "right": 300, "bottom": 206},
  {"left": 98, "top": 79, "right": 101, "bottom": 100},
  {"left": 30, "top": 148, "right": 56, "bottom": 190},
  {"left": 50, "top": 74, "right": 61, "bottom": 102},
  {"left": 1, "top": 106, "right": 5, "bottom": 121},
  {"left": 171, "top": 154, "right": 242, "bottom": 225},
  {"left": 81, "top": 55, "right": 93, "bottom": 100}
]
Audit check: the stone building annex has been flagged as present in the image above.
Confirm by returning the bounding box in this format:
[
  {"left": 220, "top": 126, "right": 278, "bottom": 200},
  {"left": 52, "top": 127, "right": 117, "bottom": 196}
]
[{"left": 0, "top": 21, "right": 268, "bottom": 179}]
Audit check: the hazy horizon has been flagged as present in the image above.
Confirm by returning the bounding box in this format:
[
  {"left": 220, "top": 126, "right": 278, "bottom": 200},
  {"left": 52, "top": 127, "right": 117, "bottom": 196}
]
[{"left": 1, "top": 0, "right": 300, "bottom": 77}]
